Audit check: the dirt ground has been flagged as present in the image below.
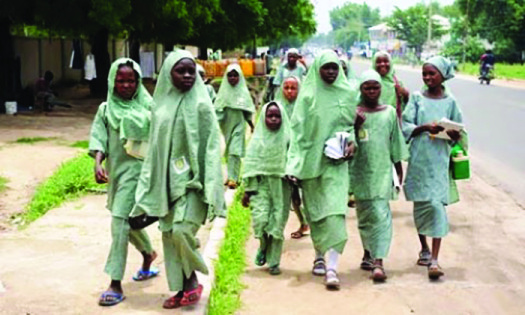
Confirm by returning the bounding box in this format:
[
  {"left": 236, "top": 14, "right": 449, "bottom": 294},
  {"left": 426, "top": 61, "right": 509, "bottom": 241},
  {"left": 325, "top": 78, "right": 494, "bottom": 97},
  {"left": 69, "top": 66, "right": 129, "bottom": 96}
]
[{"left": 240, "top": 172, "right": 525, "bottom": 315}]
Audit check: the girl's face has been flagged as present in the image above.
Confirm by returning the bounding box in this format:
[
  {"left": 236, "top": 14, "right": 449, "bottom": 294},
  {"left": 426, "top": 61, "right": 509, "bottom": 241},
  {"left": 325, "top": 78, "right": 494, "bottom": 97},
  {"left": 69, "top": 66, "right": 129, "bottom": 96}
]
[
  {"left": 171, "top": 58, "right": 196, "bottom": 92},
  {"left": 282, "top": 78, "right": 299, "bottom": 102},
  {"left": 422, "top": 64, "right": 443, "bottom": 88},
  {"left": 265, "top": 104, "right": 282, "bottom": 131},
  {"left": 114, "top": 66, "right": 138, "bottom": 100},
  {"left": 227, "top": 70, "right": 240, "bottom": 86},
  {"left": 319, "top": 62, "right": 339, "bottom": 84},
  {"left": 287, "top": 53, "right": 299, "bottom": 68},
  {"left": 360, "top": 81, "right": 381, "bottom": 105},
  {"left": 375, "top": 56, "right": 390, "bottom": 76}
]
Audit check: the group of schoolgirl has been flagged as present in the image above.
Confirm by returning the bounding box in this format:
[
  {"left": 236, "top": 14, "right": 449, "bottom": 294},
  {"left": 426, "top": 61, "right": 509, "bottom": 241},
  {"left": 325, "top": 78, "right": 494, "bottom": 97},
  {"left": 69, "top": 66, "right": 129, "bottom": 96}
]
[
  {"left": 227, "top": 49, "right": 466, "bottom": 290},
  {"left": 89, "top": 47, "right": 465, "bottom": 312}
]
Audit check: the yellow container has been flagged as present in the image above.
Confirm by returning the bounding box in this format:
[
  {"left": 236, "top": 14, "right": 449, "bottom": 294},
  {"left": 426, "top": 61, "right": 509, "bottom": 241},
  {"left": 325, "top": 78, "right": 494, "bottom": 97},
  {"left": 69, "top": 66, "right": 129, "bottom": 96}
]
[
  {"left": 240, "top": 59, "right": 254, "bottom": 77},
  {"left": 204, "top": 61, "right": 216, "bottom": 77},
  {"left": 215, "top": 60, "right": 228, "bottom": 77}
]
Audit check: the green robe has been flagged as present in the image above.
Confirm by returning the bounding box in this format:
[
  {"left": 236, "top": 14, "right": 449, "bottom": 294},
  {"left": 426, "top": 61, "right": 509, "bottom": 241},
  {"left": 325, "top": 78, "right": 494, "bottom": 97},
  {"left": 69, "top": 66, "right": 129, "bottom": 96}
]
[
  {"left": 286, "top": 50, "right": 357, "bottom": 255},
  {"left": 273, "top": 62, "right": 307, "bottom": 86},
  {"left": 372, "top": 51, "right": 406, "bottom": 110}
]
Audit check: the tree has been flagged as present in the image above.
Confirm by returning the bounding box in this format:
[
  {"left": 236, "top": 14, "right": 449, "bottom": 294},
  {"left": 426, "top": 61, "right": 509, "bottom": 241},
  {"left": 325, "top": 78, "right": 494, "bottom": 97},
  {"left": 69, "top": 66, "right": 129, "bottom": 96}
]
[
  {"left": 388, "top": 4, "right": 446, "bottom": 55},
  {"left": 456, "top": 0, "right": 525, "bottom": 62}
]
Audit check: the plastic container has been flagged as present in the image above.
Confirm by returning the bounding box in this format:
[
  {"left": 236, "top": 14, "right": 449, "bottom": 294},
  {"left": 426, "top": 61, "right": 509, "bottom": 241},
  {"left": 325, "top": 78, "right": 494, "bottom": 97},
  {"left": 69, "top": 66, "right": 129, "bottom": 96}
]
[
  {"left": 452, "top": 150, "right": 470, "bottom": 180},
  {"left": 239, "top": 59, "right": 254, "bottom": 77},
  {"left": 5, "top": 101, "right": 17, "bottom": 115},
  {"left": 204, "top": 61, "right": 216, "bottom": 77},
  {"left": 254, "top": 59, "right": 266, "bottom": 76},
  {"left": 215, "top": 60, "right": 228, "bottom": 77}
]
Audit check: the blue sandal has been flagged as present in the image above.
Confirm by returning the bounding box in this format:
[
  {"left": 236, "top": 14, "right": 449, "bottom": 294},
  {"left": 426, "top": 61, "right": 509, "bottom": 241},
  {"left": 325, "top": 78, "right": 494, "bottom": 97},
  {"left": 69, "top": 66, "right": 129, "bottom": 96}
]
[
  {"left": 99, "top": 291, "right": 125, "bottom": 306},
  {"left": 132, "top": 267, "right": 160, "bottom": 281}
]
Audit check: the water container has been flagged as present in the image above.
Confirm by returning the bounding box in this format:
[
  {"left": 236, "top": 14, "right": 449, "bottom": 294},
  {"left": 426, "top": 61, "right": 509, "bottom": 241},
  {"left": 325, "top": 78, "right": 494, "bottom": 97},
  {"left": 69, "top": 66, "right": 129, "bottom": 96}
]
[
  {"left": 215, "top": 60, "right": 228, "bottom": 77},
  {"left": 254, "top": 59, "right": 266, "bottom": 76},
  {"left": 5, "top": 101, "right": 17, "bottom": 115},
  {"left": 240, "top": 59, "right": 254, "bottom": 77},
  {"left": 451, "top": 149, "right": 470, "bottom": 180},
  {"left": 204, "top": 61, "right": 216, "bottom": 77}
]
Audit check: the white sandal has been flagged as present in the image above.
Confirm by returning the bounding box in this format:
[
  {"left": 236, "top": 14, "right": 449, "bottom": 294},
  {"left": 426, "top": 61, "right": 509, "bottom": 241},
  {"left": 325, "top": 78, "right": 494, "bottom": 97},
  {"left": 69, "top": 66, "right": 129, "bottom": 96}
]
[{"left": 324, "top": 269, "right": 340, "bottom": 290}]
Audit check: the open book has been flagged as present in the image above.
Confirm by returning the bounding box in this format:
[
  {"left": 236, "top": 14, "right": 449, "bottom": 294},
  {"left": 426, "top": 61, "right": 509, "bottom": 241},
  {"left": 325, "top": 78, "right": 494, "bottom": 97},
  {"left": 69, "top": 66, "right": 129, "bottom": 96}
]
[
  {"left": 324, "top": 132, "right": 351, "bottom": 160},
  {"left": 433, "top": 118, "right": 464, "bottom": 140}
]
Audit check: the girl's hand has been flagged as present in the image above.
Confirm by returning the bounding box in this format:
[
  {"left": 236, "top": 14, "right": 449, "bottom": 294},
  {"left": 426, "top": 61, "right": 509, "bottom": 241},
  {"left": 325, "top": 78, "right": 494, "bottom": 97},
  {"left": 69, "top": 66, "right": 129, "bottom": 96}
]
[
  {"left": 95, "top": 164, "right": 108, "bottom": 184},
  {"left": 285, "top": 175, "right": 300, "bottom": 186},
  {"left": 447, "top": 129, "right": 461, "bottom": 141},
  {"left": 242, "top": 193, "right": 251, "bottom": 208},
  {"left": 344, "top": 141, "right": 356, "bottom": 160},
  {"left": 355, "top": 111, "right": 366, "bottom": 130},
  {"left": 427, "top": 123, "right": 445, "bottom": 135}
]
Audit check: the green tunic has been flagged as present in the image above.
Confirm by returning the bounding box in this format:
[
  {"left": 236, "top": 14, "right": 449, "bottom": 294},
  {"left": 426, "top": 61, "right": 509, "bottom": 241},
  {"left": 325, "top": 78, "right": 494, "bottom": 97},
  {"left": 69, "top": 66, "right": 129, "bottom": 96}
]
[
  {"left": 285, "top": 50, "right": 357, "bottom": 255},
  {"left": 273, "top": 62, "right": 307, "bottom": 86}
]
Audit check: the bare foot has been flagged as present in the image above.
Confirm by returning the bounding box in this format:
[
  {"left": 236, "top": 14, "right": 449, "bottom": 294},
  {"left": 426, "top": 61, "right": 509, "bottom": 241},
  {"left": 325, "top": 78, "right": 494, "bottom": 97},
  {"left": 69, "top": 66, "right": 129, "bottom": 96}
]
[
  {"left": 291, "top": 225, "right": 309, "bottom": 239},
  {"left": 142, "top": 251, "right": 157, "bottom": 272}
]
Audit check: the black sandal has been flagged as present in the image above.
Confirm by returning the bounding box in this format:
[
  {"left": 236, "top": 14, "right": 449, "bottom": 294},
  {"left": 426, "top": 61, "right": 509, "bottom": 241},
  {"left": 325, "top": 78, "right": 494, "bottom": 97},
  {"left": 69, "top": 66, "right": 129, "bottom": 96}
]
[{"left": 312, "top": 258, "right": 326, "bottom": 276}]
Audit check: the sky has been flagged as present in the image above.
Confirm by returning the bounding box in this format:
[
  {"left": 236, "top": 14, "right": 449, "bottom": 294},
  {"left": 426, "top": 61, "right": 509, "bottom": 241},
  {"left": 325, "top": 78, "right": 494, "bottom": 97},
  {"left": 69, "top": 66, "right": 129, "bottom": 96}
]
[{"left": 311, "top": 0, "right": 455, "bottom": 34}]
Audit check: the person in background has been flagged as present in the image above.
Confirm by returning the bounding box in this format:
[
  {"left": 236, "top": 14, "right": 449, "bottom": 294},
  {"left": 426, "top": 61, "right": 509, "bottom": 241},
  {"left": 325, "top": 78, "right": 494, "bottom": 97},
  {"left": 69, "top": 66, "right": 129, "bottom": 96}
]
[
  {"left": 197, "top": 64, "right": 216, "bottom": 102},
  {"left": 273, "top": 48, "right": 307, "bottom": 87}
]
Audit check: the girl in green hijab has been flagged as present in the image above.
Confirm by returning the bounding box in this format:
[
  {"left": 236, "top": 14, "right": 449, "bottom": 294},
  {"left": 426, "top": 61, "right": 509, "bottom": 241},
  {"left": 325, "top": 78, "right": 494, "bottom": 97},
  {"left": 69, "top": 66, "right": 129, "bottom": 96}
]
[
  {"left": 339, "top": 55, "right": 359, "bottom": 89},
  {"left": 197, "top": 63, "right": 217, "bottom": 102},
  {"left": 286, "top": 50, "right": 357, "bottom": 290},
  {"left": 89, "top": 58, "right": 157, "bottom": 307},
  {"left": 402, "top": 56, "right": 466, "bottom": 280},
  {"left": 132, "top": 50, "right": 224, "bottom": 309},
  {"left": 351, "top": 70, "right": 408, "bottom": 282},
  {"left": 372, "top": 51, "right": 409, "bottom": 120},
  {"left": 214, "top": 64, "right": 255, "bottom": 189},
  {"left": 242, "top": 101, "right": 292, "bottom": 276}
]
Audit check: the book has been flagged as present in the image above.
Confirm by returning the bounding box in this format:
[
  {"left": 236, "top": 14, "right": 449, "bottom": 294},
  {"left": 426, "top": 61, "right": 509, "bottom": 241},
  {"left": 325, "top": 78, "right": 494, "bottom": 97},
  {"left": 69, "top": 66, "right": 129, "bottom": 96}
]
[
  {"left": 434, "top": 118, "right": 464, "bottom": 140},
  {"left": 324, "top": 132, "right": 350, "bottom": 160}
]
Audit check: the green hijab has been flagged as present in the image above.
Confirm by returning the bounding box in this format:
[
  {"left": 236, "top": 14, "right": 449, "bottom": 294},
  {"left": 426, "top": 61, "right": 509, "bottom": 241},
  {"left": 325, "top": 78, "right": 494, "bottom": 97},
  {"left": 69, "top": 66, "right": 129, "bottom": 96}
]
[
  {"left": 214, "top": 64, "right": 255, "bottom": 113},
  {"left": 106, "top": 58, "right": 153, "bottom": 141},
  {"left": 286, "top": 50, "right": 357, "bottom": 180},
  {"left": 424, "top": 56, "right": 455, "bottom": 81},
  {"left": 274, "top": 75, "right": 300, "bottom": 118},
  {"left": 244, "top": 101, "right": 290, "bottom": 178},
  {"left": 133, "top": 50, "right": 224, "bottom": 219},
  {"left": 372, "top": 51, "right": 397, "bottom": 107}
]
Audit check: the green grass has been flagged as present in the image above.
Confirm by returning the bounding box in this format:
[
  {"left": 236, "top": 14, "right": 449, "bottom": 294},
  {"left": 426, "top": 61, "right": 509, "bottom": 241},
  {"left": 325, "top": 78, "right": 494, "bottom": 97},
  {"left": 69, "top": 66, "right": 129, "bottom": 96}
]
[
  {"left": 14, "top": 136, "right": 57, "bottom": 144},
  {"left": 0, "top": 176, "right": 8, "bottom": 193},
  {"left": 458, "top": 63, "right": 525, "bottom": 80},
  {"left": 70, "top": 140, "right": 89, "bottom": 149},
  {"left": 18, "top": 153, "right": 99, "bottom": 226},
  {"left": 209, "top": 186, "right": 252, "bottom": 315}
]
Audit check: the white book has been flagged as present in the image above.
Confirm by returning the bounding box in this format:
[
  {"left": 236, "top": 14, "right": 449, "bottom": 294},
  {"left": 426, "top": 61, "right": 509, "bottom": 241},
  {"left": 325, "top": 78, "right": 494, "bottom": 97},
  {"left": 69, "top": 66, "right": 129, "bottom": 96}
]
[{"left": 434, "top": 118, "right": 464, "bottom": 140}]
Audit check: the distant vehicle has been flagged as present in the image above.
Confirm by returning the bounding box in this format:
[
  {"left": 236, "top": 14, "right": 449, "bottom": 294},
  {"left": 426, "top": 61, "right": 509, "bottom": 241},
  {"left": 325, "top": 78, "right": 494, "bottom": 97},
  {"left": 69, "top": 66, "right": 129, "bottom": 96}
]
[{"left": 479, "top": 64, "right": 494, "bottom": 85}]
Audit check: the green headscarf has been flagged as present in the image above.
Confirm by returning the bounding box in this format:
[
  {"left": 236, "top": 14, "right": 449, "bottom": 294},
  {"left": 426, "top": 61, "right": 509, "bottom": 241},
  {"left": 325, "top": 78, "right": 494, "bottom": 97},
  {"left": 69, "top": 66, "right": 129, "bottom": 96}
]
[
  {"left": 286, "top": 50, "right": 357, "bottom": 180},
  {"left": 339, "top": 55, "right": 358, "bottom": 82},
  {"left": 372, "top": 51, "right": 397, "bottom": 107},
  {"left": 359, "top": 69, "right": 382, "bottom": 86},
  {"left": 244, "top": 101, "right": 290, "bottom": 178},
  {"left": 214, "top": 64, "right": 255, "bottom": 113},
  {"left": 133, "top": 50, "right": 224, "bottom": 219},
  {"left": 274, "top": 75, "right": 300, "bottom": 118},
  {"left": 106, "top": 58, "right": 153, "bottom": 141},
  {"left": 424, "top": 56, "right": 455, "bottom": 81}
]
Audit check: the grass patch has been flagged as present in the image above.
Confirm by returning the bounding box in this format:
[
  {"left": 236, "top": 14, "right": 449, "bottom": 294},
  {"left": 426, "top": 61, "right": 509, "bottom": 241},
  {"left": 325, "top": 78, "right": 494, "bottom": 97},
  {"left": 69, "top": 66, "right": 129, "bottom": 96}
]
[
  {"left": 71, "top": 140, "right": 89, "bottom": 149},
  {"left": 209, "top": 186, "right": 252, "bottom": 315},
  {"left": 458, "top": 63, "right": 525, "bottom": 80},
  {"left": 14, "top": 136, "right": 57, "bottom": 144},
  {"left": 18, "top": 153, "right": 100, "bottom": 226},
  {"left": 0, "top": 176, "right": 8, "bottom": 193}
]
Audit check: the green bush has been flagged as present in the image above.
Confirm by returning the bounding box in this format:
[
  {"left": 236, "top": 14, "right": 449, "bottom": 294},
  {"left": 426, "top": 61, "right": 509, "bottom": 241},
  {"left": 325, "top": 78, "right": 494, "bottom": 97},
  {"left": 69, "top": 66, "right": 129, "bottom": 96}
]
[
  {"left": 21, "top": 153, "right": 99, "bottom": 225},
  {"left": 209, "top": 186, "right": 251, "bottom": 315},
  {"left": 0, "top": 176, "right": 8, "bottom": 193}
]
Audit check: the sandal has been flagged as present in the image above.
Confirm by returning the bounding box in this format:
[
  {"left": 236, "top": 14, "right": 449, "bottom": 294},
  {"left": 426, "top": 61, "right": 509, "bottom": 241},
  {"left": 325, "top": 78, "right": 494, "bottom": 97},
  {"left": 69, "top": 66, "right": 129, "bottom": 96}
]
[
  {"left": 132, "top": 267, "right": 160, "bottom": 281},
  {"left": 98, "top": 291, "right": 125, "bottom": 306},
  {"left": 226, "top": 180, "right": 237, "bottom": 190},
  {"left": 417, "top": 250, "right": 432, "bottom": 266},
  {"left": 371, "top": 265, "right": 387, "bottom": 282},
  {"left": 269, "top": 265, "right": 281, "bottom": 276},
  {"left": 428, "top": 263, "right": 444, "bottom": 280},
  {"left": 181, "top": 284, "right": 203, "bottom": 306},
  {"left": 312, "top": 258, "right": 326, "bottom": 276},
  {"left": 360, "top": 256, "right": 375, "bottom": 271},
  {"left": 291, "top": 225, "right": 309, "bottom": 239},
  {"left": 325, "top": 269, "right": 340, "bottom": 290},
  {"left": 255, "top": 249, "right": 267, "bottom": 266},
  {"left": 163, "top": 294, "right": 183, "bottom": 309}
]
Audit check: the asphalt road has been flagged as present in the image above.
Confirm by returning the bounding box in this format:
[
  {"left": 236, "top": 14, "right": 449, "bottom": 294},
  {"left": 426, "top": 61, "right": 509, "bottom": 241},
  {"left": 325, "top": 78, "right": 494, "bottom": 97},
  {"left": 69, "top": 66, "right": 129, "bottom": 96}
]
[{"left": 352, "top": 61, "right": 525, "bottom": 206}]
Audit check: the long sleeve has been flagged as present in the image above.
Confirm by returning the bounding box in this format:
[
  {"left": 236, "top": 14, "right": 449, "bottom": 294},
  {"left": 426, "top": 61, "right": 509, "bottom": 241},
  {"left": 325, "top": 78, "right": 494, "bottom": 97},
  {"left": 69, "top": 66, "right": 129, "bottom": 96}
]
[
  {"left": 402, "top": 92, "right": 419, "bottom": 142},
  {"left": 89, "top": 103, "right": 109, "bottom": 157}
]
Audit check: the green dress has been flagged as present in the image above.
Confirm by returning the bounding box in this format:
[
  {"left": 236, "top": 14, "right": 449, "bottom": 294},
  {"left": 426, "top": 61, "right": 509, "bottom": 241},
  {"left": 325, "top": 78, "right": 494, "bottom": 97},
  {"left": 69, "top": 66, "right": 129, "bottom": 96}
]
[
  {"left": 88, "top": 58, "right": 154, "bottom": 280},
  {"left": 244, "top": 102, "right": 292, "bottom": 267},
  {"left": 133, "top": 50, "right": 225, "bottom": 291},
  {"left": 286, "top": 50, "right": 357, "bottom": 255},
  {"left": 273, "top": 62, "right": 307, "bottom": 86},
  {"left": 350, "top": 106, "right": 408, "bottom": 259},
  {"left": 214, "top": 64, "right": 255, "bottom": 182}
]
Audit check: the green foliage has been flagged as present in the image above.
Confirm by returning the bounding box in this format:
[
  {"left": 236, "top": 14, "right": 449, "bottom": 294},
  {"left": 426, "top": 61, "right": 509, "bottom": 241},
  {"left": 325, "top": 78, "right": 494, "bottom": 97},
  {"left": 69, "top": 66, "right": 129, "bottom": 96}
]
[
  {"left": 388, "top": 4, "right": 447, "bottom": 53},
  {"left": 458, "top": 62, "right": 525, "bottom": 80},
  {"left": 443, "top": 36, "right": 485, "bottom": 62},
  {"left": 0, "top": 176, "right": 8, "bottom": 193},
  {"left": 14, "top": 137, "right": 57, "bottom": 144},
  {"left": 21, "top": 154, "right": 99, "bottom": 225},
  {"left": 209, "top": 186, "right": 251, "bottom": 315},
  {"left": 70, "top": 140, "right": 90, "bottom": 149},
  {"left": 456, "top": 0, "right": 525, "bottom": 63},
  {"left": 329, "top": 2, "right": 381, "bottom": 49}
]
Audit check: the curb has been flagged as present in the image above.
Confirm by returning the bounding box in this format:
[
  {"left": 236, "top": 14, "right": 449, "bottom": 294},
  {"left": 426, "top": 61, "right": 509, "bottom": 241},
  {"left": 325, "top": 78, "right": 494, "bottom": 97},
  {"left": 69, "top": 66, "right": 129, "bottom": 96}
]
[{"left": 187, "top": 189, "right": 235, "bottom": 314}]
